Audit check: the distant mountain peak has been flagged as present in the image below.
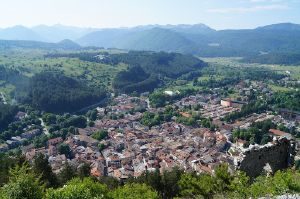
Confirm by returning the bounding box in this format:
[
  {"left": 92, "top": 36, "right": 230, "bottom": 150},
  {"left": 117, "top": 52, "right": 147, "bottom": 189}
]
[
  {"left": 57, "top": 39, "right": 81, "bottom": 49},
  {"left": 161, "top": 23, "right": 216, "bottom": 34},
  {"left": 257, "top": 23, "right": 300, "bottom": 31},
  {"left": 0, "top": 25, "right": 45, "bottom": 41}
]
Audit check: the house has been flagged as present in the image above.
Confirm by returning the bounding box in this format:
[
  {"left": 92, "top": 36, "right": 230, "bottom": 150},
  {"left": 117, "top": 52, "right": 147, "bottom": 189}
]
[
  {"left": 107, "top": 154, "right": 122, "bottom": 168},
  {"left": 90, "top": 159, "right": 107, "bottom": 177},
  {"left": 0, "top": 144, "right": 9, "bottom": 152},
  {"left": 25, "top": 149, "right": 37, "bottom": 160},
  {"left": 14, "top": 111, "right": 27, "bottom": 121},
  {"left": 221, "top": 98, "right": 247, "bottom": 108},
  {"left": 269, "top": 129, "right": 293, "bottom": 139},
  {"left": 21, "top": 129, "right": 41, "bottom": 140},
  {"left": 221, "top": 99, "right": 232, "bottom": 107},
  {"left": 73, "top": 135, "right": 98, "bottom": 147},
  {"left": 48, "top": 137, "right": 63, "bottom": 146},
  {"left": 22, "top": 144, "right": 35, "bottom": 154},
  {"left": 48, "top": 145, "right": 58, "bottom": 156},
  {"left": 179, "top": 112, "right": 192, "bottom": 118},
  {"left": 6, "top": 140, "right": 21, "bottom": 149},
  {"left": 49, "top": 154, "right": 67, "bottom": 173}
]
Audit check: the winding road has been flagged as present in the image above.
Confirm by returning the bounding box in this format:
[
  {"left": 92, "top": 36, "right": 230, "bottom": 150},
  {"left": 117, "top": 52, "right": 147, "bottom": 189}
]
[
  {"left": 0, "top": 92, "right": 7, "bottom": 104},
  {"left": 39, "top": 118, "right": 50, "bottom": 136}
]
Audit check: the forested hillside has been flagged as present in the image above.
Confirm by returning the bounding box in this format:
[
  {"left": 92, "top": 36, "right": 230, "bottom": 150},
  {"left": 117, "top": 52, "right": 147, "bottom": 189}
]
[
  {"left": 105, "top": 51, "right": 206, "bottom": 77},
  {"left": 0, "top": 65, "right": 28, "bottom": 86},
  {"left": 0, "top": 104, "right": 18, "bottom": 131},
  {"left": 113, "top": 66, "right": 160, "bottom": 93},
  {"left": 17, "top": 72, "right": 107, "bottom": 113},
  {"left": 44, "top": 51, "right": 207, "bottom": 94},
  {"left": 111, "top": 52, "right": 206, "bottom": 93},
  {"left": 242, "top": 53, "right": 300, "bottom": 65}
]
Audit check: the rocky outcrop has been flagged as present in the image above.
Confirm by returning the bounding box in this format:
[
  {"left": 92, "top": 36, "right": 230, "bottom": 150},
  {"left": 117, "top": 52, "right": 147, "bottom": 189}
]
[{"left": 235, "top": 137, "right": 296, "bottom": 177}]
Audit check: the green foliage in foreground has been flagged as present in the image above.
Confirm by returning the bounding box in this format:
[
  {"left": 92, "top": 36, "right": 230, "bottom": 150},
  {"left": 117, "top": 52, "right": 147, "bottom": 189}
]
[
  {"left": 45, "top": 178, "right": 109, "bottom": 199},
  {"left": 109, "top": 183, "right": 159, "bottom": 199},
  {"left": 1, "top": 163, "right": 300, "bottom": 199},
  {"left": 0, "top": 164, "right": 44, "bottom": 199},
  {"left": 179, "top": 168, "right": 300, "bottom": 199}
]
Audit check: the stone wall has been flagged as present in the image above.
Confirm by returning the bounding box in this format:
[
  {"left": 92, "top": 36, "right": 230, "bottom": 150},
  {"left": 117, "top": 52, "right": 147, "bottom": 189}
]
[{"left": 235, "top": 137, "right": 296, "bottom": 177}]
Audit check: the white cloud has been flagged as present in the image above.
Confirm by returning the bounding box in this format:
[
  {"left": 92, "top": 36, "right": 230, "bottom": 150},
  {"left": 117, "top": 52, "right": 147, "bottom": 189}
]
[
  {"left": 249, "top": 0, "right": 283, "bottom": 2},
  {"left": 207, "top": 4, "right": 288, "bottom": 13}
]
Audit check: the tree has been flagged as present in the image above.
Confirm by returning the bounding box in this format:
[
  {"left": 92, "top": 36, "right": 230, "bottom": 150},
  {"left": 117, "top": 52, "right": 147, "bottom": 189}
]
[
  {"left": 92, "top": 130, "right": 108, "bottom": 141},
  {"left": 214, "top": 164, "right": 233, "bottom": 193},
  {"left": 86, "top": 109, "right": 98, "bottom": 121},
  {"left": 42, "top": 113, "right": 57, "bottom": 125},
  {"left": 98, "top": 176, "right": 120, "bottom": 190},
  {"left": 58, "top": 163, "right": 77, "bottom": 185},
  {"left": 62, "top": 116, "right": 87, "bottom": 128},
  {"left": 0, "top": 164, "right": 44, "bottom": 199},
  {"left": 128, "top": 167, "right": 183, "bottom": 198},
  {"left": 58, "top": 143, "right": 72, "bottom": 158},
  {"left": 0, "top": 104, "right": 19, "bottom": 131},
  {"left": 45, "top": 178, "right": 108, "bottom": 199},
  {"left": 161, "top": 168, "right": 183, "bottom": 199},
  {"left": 88, "top": 121, "right": 95, "bottom": 127},
  {"left": 149, "top": 92, "right": 167, "bottom": 108},
  {"left": 19, "top": 72, "right": 107, "bottom": 113},
  {"left": 77, "top": 163, "right": 91, "bottom": 179},
  {"left": 228, "top": 171, "right": 250, "bottom": 199},
  {"left": 109, "top": 183, "right": 159, "bottom": 199},
  {"left": 144, "top": 169, "right": 162, "bottom": 196},
  {"left": 141, "top": 112, "right": 162, "bottom": 128},
  {"left": 179, "top": 173, "right": 215, "bottom": 199},
  {"left": 296, "top": 160, "right": 300, "bottom": 170},
  {"left": 0, "top": 154, "right": 27, "bottom": 186},
  {"left": 98, "top": 143, "right": 106, "bottom": 151},
  {"left": 33, "top": 153, "right": 58, "bottom": 187}
]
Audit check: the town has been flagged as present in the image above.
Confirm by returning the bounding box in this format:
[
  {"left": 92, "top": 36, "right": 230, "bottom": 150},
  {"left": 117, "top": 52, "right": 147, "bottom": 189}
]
[
  {"left": 2, "top": 0, "right": 300, "bottom": 197},
  {"left": 1, "top": 79, "right": 299, "bottom": 181}
]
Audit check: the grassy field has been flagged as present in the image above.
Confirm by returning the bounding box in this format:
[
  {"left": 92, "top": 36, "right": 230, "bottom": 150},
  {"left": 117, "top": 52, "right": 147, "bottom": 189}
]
[
  {"left": 268, "top": 84, "right": 293, "bottom": 92},
  {"left": 0, "top": 49, "right": 128, "bottom": 90},
  {"left": 0, "top": 49, "right": 130, "bottom": 103},
  {"left": 164, "top": 56, "right": 300, "bottom": 95},
  {"left": 202, "top": 57, "right": 300, "bottom": 91},
  {"left": 202, "top": 57, "right": 300, "bottom": 79},
  {"left": 166, "top": 82, "right": 203, "bottom": 92},
  {"left": 1, "top": 52, "right": 299, "bottom": 103}
]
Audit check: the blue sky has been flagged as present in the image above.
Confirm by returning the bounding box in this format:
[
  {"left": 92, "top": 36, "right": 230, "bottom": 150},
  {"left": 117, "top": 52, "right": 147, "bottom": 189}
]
[{"left": 0, "top": 0, "right": 299, "bottom": 29}]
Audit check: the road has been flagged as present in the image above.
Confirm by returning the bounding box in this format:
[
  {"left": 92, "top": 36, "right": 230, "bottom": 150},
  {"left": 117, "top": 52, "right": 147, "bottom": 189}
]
[
  {"left": 0, "top": 92, "right": 7, "bottom": 104},
  {"left": 39, "top": 118, "right": 50, "bottom": 136},
  {"left": 146, "top": 98, "right": 151, "bottom": 109}
]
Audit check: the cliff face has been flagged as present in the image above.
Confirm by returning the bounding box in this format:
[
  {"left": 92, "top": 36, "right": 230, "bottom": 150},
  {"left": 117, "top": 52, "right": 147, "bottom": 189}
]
[{"left": 235, "top": 137, "right": 296, "bottom": 177}]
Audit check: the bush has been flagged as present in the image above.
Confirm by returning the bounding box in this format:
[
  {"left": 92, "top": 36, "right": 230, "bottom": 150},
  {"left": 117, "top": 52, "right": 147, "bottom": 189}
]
[
  {"left": 45, "top": 178, "right": 108, "bottom": 199},
  {"left": 109, "top": 183, "right": 159, "bottom": 199}
]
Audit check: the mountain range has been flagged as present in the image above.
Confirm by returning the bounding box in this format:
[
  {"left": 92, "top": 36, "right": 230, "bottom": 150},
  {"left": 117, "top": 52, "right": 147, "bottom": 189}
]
[{"left": 1, "top": 23, "right": 300, "bottom": 56}]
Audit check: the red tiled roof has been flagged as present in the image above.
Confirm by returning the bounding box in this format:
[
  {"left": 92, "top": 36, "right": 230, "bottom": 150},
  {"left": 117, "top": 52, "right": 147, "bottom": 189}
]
[
  {"left": 179, "top": 112, "right": 192, "bottom": 118},
  {"left": 269, "top": 129, "right": 286, "bottom": 136}
]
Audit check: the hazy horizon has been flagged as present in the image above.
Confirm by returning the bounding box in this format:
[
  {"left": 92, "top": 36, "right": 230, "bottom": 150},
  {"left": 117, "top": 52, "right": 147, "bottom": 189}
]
[
  {"left": 0, "top": 0, "right": 300, "bottom": 30},
  {"left": 0, "top": 21, "right": 300, "bottom": 31}
]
